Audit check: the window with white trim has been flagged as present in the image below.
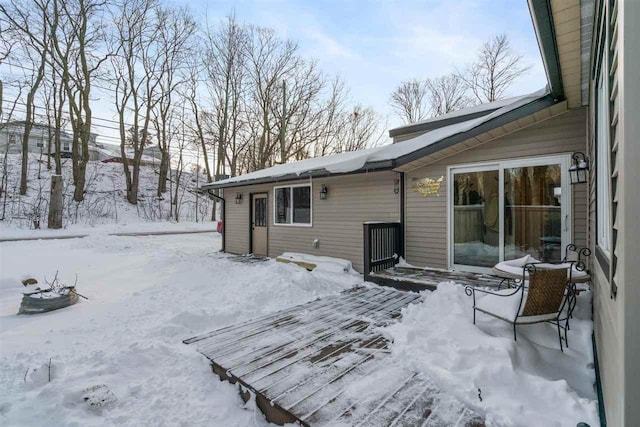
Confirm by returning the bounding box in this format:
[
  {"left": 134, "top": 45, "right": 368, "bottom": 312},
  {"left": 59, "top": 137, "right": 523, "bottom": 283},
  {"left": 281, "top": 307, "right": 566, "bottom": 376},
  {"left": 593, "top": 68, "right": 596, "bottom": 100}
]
[
  {"left": 274, "top": 184, "right": 311, "bottom": 225},
  {"left": 596, "top": 69, "right": 611, "bottom": 256}
]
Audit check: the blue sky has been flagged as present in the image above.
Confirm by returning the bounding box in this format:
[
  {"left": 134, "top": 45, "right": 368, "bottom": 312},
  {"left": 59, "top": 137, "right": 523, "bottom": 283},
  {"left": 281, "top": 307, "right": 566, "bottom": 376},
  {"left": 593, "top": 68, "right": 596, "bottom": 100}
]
[
  {"left": 189, "top": 0, "right": 547, "bottom": 129},
  {"left": 0, "top": 0, "right": 547, "bottom": 147}
]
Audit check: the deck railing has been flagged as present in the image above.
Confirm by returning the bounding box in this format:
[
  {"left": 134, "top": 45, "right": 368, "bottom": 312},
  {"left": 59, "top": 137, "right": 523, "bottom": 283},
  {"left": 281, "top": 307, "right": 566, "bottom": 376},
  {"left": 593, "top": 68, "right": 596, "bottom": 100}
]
[{"left": 363, "top": 222, "right": 402, "bottom": 282}]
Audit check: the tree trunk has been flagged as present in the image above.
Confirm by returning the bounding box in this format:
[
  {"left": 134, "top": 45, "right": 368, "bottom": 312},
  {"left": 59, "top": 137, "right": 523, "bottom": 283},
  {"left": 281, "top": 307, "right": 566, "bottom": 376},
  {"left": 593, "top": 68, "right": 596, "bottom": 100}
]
[
  {"left": 73, "top": 161, "right": 86, "bottom": 201},
  {"left": 173, "top": 155, "right": 181, "bottom": 222},
  {"left": 157, "top": 151, "right": 170, "bottom": 196},
  {"left": 128, "top": 162, "right": 140, "bottom": 204},
  {"left": 47, "top": 174, "right": 63, "bottom": 229},
  {"left": 19, "top": 119, "right": 34, "bottom": 195}
]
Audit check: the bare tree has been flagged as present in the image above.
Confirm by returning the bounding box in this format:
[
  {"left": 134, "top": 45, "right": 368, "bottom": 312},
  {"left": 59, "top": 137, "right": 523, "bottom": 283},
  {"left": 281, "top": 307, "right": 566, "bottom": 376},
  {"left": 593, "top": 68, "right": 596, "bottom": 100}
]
[
  {"left": 0, "top": 81, "right": 23, "bottom": 217},
  {"left": 334, "top": 106, "right": 384, "bottom": 154},
  {"left": 0, "top": 0, "right": 52, "bottom": 195},
  {"left": 312, "top": 76, "right": 349, "bottom": 157},
  {"left": 243, "top": 26, "right": 300, "bottom": 171},
  {"left": 183, "top": 62, "right": 210, "bottom": 182},
  {"left": 44, "top": 56, "right": 66, "bottom": 175},
  {"left": 389, "top": 78, "right": 429, "bottom": 124},
  {"left": 205, "top": 14, "right": 247, "bottom": 179},
  {"left": 46, "top": 0, "right": 111, "bottom": 202},
  {"left": 426, "top": 74, "right": 475, "bottom": 117},
  {"left": 457, "top": 34, "right": 530, "bottom": 103},
  {"left": 150, "top": 5, "right": 196, "bottom": 197},
  {"left": 271, "top": 59, "right": 326, "bottom": 163},
  {"left": 112, "top": 0, "right": 163, "bottom": 204}
]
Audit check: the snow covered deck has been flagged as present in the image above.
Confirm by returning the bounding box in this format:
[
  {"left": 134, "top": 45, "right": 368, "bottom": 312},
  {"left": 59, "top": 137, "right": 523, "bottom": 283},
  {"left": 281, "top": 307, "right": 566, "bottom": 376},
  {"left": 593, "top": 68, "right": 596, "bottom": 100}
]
[
  {"left": 368, "top": 266, "right": 507, "bottom": 292},
  {"left": 184, "top": 286, "right": 485, "bottom": 426}
]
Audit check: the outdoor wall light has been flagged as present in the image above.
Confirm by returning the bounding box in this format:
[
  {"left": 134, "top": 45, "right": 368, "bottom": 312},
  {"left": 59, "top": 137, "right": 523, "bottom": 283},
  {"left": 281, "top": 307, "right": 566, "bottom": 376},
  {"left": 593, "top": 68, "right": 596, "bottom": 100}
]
[
  {"left": 569, "top": 152, "right": 589, "bottom": 184},
  {"left": 319, "top": 184, "right": 328, "bottom": 200},
  {"left": 235, "top": 193, "right": 243, "bottom": 204}
]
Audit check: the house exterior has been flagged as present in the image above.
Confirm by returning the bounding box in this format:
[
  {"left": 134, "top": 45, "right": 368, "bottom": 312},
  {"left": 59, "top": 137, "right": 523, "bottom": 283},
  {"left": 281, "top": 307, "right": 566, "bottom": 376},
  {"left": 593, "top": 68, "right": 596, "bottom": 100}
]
[
  {"left": 204, "top": 0, "right": 639, "bottom": 424},
  {"left": 0, "top": 121, "right": 104, "bottom": 159}
]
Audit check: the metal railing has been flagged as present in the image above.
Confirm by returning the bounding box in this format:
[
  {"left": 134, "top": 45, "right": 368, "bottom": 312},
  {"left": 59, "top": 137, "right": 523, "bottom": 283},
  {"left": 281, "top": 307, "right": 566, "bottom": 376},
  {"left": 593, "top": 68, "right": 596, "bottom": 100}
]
[{"left": 363, "top": 222, "right": 402, "bottom": 282}]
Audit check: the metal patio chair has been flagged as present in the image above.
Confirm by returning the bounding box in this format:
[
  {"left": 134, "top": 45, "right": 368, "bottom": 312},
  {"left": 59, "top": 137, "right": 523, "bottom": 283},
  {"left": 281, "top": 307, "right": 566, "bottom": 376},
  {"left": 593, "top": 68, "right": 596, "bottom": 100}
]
[
  {"left": 562, "top": 245, "right": 591, "bottom": 325},
  {"left": 465, "top": 262, "right": 576, "bottom": 351}
]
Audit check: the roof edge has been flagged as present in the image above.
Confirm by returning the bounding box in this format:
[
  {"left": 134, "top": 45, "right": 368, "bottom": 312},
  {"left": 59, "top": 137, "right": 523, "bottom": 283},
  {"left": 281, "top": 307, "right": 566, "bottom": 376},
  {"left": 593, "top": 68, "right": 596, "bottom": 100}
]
[
  {"left": 200, "top": 160, "right": 396, "bottom": 190},
  {"left": 388, "top": 108, "right": 501, "bottom": 138},
  {"left": 392, "top": 92, "right": 559, "bottom": 167},
  {"left": 204, "top": 92, "right": 558, "bottom": 191},
  {"left": 528, "top": 0, "right": 565, "bottom": 101}
]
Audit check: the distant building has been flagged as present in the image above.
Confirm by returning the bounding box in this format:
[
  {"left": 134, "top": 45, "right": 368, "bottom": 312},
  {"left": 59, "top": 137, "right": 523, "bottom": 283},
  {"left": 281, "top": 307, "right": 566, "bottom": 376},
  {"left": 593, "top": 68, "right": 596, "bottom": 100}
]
[
  {"left": 0, "top": 121, "right": 103, "bottom": 159},
  {"left": 0, "top": 121, "right": 165, "bottom": 166}
]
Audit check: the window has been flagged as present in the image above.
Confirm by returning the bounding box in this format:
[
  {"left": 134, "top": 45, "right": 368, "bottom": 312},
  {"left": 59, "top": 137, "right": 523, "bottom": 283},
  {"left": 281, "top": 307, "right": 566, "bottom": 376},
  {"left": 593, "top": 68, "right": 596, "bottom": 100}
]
[
  {"left": 8, "top": 134, "right": 16, "bottom": 144},
  {"left": 36, "top": 140, "right": 44, "bottom": 148},
  {"left": 254, "top": 197, "right": 267, "bottom": 227},
  {"left": 596, "top": 69, "right": 611, "bottom": 256},
  {"left": 274, "top": 184, "right": 312, "bottom": 225},
  {"left": 63, "top": 143, "right": 70, "bottom": 151}
]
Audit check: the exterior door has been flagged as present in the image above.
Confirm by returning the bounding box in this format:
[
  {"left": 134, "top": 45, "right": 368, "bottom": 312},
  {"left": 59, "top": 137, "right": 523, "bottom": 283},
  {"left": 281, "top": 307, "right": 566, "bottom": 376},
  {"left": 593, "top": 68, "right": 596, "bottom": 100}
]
[
  {"left": 449, "top": 155, "right": 571, "bottom": 272},
  {"left": 252, "top": 194, "right": 268, "bottom": 256}
]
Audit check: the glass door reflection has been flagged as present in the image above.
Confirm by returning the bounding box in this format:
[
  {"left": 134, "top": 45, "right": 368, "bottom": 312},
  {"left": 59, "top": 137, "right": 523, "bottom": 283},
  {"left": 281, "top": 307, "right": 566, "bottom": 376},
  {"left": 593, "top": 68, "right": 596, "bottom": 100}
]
[
  {"left": 452, "top": 169, "right": 500, "bottom": 268},
  {"left": 503, "top": 164, "right": 562, "bottom": 262}
]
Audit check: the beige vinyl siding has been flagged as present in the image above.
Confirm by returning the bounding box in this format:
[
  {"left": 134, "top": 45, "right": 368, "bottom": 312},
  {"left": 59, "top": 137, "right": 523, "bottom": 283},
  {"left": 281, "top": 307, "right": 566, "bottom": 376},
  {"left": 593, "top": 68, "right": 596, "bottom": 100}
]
[
  {"left": 404, "top": 108, "right": 587, "bottom": 269},
  {"left": 223, "top": 171, "right": 400, "bottom": 272},
  {"left": 588, "top": 0, "right": 638, "bottom": 425}
]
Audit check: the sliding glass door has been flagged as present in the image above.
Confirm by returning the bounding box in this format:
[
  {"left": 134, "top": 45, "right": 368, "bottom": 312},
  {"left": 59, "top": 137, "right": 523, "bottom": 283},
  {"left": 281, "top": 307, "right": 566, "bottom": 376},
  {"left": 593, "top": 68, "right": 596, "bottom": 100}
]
[
  {"left": 450, "top": 155, "right": 571, "bottom": 271},
  {"left": 504, "top": 164, "right": 563, "bottom": 262},
  {"left": 452, "top": 167, "right": 500, "bottom": 268}
]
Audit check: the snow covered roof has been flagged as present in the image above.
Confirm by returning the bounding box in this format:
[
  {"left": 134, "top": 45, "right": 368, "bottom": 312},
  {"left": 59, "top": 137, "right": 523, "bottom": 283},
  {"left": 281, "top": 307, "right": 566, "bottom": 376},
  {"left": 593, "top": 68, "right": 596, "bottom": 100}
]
[
  {"left": 388, "top": 95, "right": 530, "bottom": 138},
  {"left": 203, "top": 88, "right": 556, "bottom": 190}
]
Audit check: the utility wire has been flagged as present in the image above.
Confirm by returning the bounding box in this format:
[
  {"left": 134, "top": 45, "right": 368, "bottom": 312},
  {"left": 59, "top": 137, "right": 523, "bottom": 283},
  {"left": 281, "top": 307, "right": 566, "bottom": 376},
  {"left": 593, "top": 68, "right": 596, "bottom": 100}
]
[{"left": 2, "top": 101, "right": 214, "bottom": 158}]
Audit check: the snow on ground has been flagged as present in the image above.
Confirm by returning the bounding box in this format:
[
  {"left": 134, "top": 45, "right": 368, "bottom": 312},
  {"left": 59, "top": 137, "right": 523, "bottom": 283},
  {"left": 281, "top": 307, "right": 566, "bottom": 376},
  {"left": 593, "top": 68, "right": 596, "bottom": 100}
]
[
  {"left": 0, "top": 231, "right": 601, "bottom": 426},
  {"left": 382, "top": 282, "right": 600, "bottom": 427},
  {"left": 0, "top": 233, "right": 361, "bottom": 426},
  {"left": 0, "top": 220, "right": 219, "bottom": 241},
  {"left": 278, "top": 252, "right": 354, "bottom": 273},
  {"left": 0, "top": 153, "right": 215, "bottom": 230}
]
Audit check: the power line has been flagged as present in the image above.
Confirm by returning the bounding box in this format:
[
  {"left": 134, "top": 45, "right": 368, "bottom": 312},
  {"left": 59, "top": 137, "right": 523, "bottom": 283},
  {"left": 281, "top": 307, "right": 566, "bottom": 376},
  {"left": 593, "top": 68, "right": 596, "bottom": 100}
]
[
  {"left": 1, "top": 61, "right": 117, "bottom": 94},
  {"left": 0, "top": 59, "right": 211, "bottom": 99},
  {"left": 2, "top": 99, "right": 216, "bottom": 148},
  {"left": 2, "top": 105, "right": 213, "bottom": 159}
]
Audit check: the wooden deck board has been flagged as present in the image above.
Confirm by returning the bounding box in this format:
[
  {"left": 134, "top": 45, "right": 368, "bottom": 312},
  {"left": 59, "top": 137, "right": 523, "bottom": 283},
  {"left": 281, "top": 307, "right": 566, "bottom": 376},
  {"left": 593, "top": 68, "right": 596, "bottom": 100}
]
[
  {"left": 184, "top": 286, "right": 484, "bottom": 426},
  {"left": 369, "top": 266, "right": 507, "bottom": 292}
]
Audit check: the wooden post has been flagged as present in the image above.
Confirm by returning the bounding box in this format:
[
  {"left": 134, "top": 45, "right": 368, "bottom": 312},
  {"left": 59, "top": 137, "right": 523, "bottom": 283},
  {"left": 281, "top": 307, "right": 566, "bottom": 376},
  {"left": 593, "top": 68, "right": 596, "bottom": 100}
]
[{"left": 47, "top": 174, "right": 63, "bottom": 229}]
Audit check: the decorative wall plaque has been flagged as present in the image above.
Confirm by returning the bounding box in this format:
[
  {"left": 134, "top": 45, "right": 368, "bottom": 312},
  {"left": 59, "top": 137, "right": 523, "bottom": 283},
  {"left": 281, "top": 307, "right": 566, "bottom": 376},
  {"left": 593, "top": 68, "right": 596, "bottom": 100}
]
[{"left": 411, "top": 176, "right": 444, "bottom": 197}]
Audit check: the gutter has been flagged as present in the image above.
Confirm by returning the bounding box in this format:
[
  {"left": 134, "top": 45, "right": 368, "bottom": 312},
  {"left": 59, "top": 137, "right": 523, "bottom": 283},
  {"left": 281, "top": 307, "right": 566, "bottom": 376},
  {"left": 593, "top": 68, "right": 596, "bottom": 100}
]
[
  {"left": 200, "top": 161, "right": 396, "bottom": 190},
  {"left": 528, "top": 0, "right": 565, "bottom": 101}
]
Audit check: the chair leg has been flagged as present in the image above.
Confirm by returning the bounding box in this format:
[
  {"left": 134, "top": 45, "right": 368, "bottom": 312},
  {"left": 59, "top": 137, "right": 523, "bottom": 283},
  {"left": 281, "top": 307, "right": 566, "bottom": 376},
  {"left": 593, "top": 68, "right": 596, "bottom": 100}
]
[
  {"left": 513, "top": 323, "right": 517, "bottom": 341},
  {"left": 473, "top": 307, "right": 476, "bottom": 325},
  {"left": 557, "top": 322, "right": 564, "bottom": 352}
]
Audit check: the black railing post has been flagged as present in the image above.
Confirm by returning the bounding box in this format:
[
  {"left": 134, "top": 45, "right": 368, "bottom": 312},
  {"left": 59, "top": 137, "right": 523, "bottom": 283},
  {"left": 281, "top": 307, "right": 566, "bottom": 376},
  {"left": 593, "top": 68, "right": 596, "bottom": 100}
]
[
  {"left": 363, "top": 222, "right": 401, "bottom": 282},
  {"left": 363, "top": 223, "right": 372, "bottom": 282}
]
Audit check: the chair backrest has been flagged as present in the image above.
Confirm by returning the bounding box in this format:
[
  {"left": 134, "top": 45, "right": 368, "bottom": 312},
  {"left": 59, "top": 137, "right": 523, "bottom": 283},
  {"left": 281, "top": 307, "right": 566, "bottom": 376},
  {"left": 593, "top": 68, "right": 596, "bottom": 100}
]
[
  {"left": 521, "top": 264, "right": 569, "bottom": 317},
  {"left": 563, "top": 244, "right": 591, "bottom": 265}
]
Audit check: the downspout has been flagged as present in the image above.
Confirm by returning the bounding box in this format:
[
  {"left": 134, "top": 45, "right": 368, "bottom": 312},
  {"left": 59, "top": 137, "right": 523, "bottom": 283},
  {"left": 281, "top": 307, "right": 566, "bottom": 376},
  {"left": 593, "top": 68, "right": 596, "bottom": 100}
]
[
  {"left": 399, "top": 172, "right": 405, "bottom": 260},
  {"left": 208, "top": 190, "right": 225, "bottom": 252}
]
